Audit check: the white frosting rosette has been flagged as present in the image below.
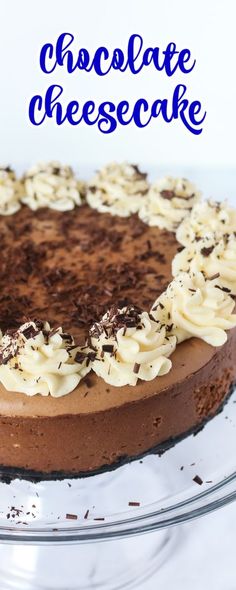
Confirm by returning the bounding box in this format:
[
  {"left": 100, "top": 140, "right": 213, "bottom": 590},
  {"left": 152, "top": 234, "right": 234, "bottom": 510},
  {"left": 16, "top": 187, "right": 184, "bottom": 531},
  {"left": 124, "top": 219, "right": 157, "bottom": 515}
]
[
  {"left": 86, "top": 162, "right": 149, "bottom": 217},
  {"left": 89, "top": 306, "right": 176, "bottom": 386},
  {"left": 22, "top": 161, "right": 82, "bottom": 211},
  {"left": 176, "top": 200, "right": 236, "bottom": 246},
  {"left": 0, "top": 321, "right": 91, "bottom": 397},
  {"left": 172, "top": 233, "right": 236, "bottom": 295},
  {"left": 139, "top": 176, "right": 201, "bottom": 231},
  {"left": 151, "top": 272, "right": 236, "bottom": 347},
  {"left": 0, "top": 166, "right": 22, "bottom": 215}
]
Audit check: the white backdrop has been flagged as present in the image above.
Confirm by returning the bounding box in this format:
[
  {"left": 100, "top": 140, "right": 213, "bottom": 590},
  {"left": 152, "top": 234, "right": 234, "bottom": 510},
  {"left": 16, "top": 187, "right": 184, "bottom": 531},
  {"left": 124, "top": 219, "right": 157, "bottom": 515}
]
[
  {"left": 0, "top": 4, "right": 236, "bottom": 588},
  {"left": 0, "top": 0, "right": 235, "bottom": 173}
]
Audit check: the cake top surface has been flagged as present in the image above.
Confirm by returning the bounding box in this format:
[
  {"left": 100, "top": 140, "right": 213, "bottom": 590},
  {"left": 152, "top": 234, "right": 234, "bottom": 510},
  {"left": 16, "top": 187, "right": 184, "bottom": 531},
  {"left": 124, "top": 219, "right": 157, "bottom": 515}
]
[
  {"left": 0, "top": 160, "right": 235, "bottom": 401},
  {"left": 0, "top": 204, "right": 177, "bottom": 340}
]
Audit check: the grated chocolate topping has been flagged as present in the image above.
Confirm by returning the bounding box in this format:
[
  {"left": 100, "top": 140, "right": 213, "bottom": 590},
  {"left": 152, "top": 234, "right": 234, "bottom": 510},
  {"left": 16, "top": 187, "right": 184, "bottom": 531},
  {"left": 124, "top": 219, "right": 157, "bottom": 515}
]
[
  {"left": 89, "top": 305, "right": 143, "bottom": 339},
  {"left": 0, "top": 204, "right": 178, "bottom": 341},
  {"left": 200, "top": 245, "right": 215, "bottom": 257},
  {"left": 160, "top": 189, "right": 195, "bottom": 201}
]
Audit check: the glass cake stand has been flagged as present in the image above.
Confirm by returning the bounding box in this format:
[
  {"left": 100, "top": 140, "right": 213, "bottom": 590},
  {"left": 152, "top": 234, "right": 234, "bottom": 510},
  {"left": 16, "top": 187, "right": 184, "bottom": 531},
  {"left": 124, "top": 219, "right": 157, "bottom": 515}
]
[{"left": 0, "top": 387, "right": 235, "bottom": 589}]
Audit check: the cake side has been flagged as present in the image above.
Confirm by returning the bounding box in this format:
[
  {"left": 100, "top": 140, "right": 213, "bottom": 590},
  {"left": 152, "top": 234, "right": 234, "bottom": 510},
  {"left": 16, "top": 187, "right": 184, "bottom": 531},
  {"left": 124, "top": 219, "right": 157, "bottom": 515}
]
[{"left": 0, "top": 327, "right": 235, "bottom": 477}]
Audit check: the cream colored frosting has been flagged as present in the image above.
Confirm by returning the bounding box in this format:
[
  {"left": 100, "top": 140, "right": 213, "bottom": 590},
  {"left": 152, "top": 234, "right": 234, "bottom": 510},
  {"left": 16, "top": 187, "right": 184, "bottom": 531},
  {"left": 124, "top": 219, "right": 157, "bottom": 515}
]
[
  {"left": 0, "top": 167, "right": 22, "bottom": 215},
  {"left": 176, "top": 200, "right": 236, "bottom": 246},
  {"left": 86, "top": 162, "right": 149, "bottom": 217},
  {"left": 172, "top": 233, "right": 236, "bottom": 295},
  {"left": 151, "top": 272, "right": 236, "bottom": 347},
  {"left": 22, "top": 161, "right": 82, "bottom": 211},
  {"left": 89, "top": 306, "right": 176, "bottom": 386},
  {"left": 139, "top": 176, "right": 201, "bottom": 231},
  {"left": 0, "top": 321, "right": 91, "bottom": 397}
]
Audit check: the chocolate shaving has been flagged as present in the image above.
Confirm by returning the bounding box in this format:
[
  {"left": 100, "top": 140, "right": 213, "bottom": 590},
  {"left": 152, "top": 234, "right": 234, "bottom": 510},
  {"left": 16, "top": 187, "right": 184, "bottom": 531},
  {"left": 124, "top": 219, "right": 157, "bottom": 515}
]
[
  {"left": 90, "top": 305, "right": 143, "bottom": 339},
  {"left": 102, "top": 344, "right": 114, "bottom": 353},
  {"left": 74, "top": 351, "right": 87, "bottom": 364},
  {"left": 193, "top": 475, "right": 203, "bottom": 485},
  {"left": 74, "top": 350, "right": 96, "bottom": 364},
  {"left": 208, "top": 273, "right": 220, "bottom": 280},
  {"left": 66, "top": 513, "right": 78, "bottom": 520},
  {"left": 160, "top": 189, "right": 194, "bottom": 201},
  {"left": 215, "top": 285, "right": 231, "bottom": 293},
  {"left": 21, "top": 325, "right": 40, "bottom": 340},
  {"left": 133, "top": 362, "right": 140, "bottom": 374},
  {"left": 200, "top": 245, "right": 214, "bottom": 257},
  {"left": 160, "top": 190, "right": 175, "bottom": 200}
]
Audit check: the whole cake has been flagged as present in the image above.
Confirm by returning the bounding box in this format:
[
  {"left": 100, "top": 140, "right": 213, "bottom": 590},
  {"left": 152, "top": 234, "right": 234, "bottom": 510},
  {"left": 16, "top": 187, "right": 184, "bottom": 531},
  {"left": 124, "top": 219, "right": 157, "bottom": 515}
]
[{"left": 0, "top": 162, "right": 235, "bottom": 478}]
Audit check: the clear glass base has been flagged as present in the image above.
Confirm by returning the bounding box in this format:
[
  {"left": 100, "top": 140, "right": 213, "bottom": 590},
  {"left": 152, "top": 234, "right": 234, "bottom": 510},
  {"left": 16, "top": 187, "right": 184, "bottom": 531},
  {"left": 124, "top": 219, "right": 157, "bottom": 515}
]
[
  {"left": 0, "top": 529, "right": 178, "bottom": 590},
  {"left": 0, "top": 388, "right": 235, "bottom": 589}
]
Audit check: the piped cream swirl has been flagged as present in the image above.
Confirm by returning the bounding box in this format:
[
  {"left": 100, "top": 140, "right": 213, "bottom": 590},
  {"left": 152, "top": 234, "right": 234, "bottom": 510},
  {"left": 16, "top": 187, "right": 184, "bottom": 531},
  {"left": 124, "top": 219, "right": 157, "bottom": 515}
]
[
  {"left": 22, "top": 161, "right": 82, "bottom": 211},
  {"left": 139, "top": 176, "right": 201, "bottom": 231},
  {"left": 0, "top": 321, "right": 91, "bottom": 397},
  {"left": 86, "top": 162, "right": 149, "bottom": 217},
  {"left": 89, "top": 306, "right": 176, "bottom": 386},
  {"left": 151, "top": 272, "right": 236, "bottom": 347},
  {"left": 172, "top": 233, "right": 236, "bottom": 295},
  {"left": 0, "top": 166, "right": 22, "bottom": 215},
  {"left": 176, "top": 200, "right": 236, "bottom": 246}
]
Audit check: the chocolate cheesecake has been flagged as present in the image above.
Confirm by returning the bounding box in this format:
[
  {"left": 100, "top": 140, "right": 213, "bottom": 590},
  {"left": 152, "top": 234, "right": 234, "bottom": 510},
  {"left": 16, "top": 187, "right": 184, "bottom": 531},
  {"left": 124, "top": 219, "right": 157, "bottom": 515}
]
[{"left": 0, "top": 163, "right": 235, "bottom": 478}]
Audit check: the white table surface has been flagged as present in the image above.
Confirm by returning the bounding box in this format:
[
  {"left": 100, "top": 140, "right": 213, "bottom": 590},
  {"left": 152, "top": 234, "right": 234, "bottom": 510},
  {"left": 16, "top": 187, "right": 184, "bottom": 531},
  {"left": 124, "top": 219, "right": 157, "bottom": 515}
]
[{"left": 142, "top": 501, "right": 236, "bottom": 589}]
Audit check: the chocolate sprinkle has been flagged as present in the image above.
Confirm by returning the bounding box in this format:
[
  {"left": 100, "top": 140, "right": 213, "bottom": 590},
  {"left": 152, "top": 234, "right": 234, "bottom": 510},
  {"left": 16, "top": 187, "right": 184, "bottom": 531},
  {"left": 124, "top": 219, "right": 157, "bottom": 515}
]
[
  {"left": 215, "top": 285, "right": 231, "bottom": 293},
  {"left": 200, "top": 245, "right": 214, "bottom": 257},
  {"left": 193, "top": 475, "right": 203, "bottom": 485},
  {"left": 90, "top": 305, "right": 143, "bottom": 339},
  {"left": 21, "top": 325, "right": 40, "bottom": 340},
  {"left": 102, "top": 344, "right": 114, "bottom": 353},
  {"left": 66, "top": 513, "right": 78, "bottom": 520},
  {"left": 160, "top": 190, "right": 175, "bottom": 200}
]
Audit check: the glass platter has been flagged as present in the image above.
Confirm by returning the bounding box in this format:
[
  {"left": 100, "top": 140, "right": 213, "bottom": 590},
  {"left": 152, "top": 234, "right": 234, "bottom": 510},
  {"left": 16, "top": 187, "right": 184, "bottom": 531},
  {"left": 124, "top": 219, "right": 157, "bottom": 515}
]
[
  {"left": 1, "top": 388, "right": 236, "bottom": 543},
  {"left": 0, "top": 386, "right": 235, "bottom": 589}
]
